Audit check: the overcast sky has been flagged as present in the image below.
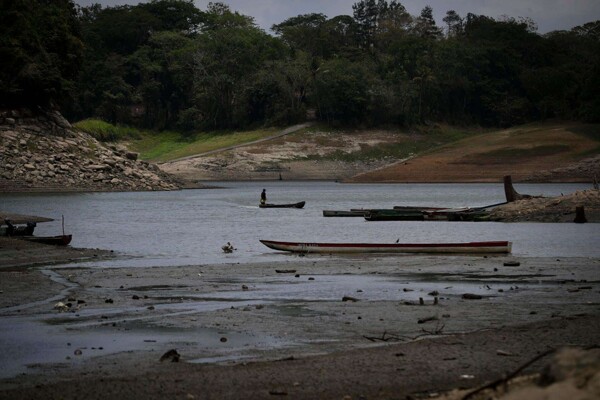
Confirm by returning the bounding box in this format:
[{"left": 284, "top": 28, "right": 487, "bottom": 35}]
[{"left": 75, "top": 0, "right": 600, "bottom": 34}]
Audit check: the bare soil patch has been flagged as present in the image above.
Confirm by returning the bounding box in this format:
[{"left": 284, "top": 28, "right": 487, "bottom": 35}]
[
  {"left": 160, "top": 122, "right": 599, "bottom": 184},
  {"left": 160, "top": 129, "right": 414, "bottom": 181},
  {"left": 349, "top": 123, "right": 599, "bottom": 183}
]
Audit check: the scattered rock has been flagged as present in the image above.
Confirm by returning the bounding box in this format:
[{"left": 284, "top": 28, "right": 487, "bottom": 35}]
[
  {"left": 496, "top": 349, "right": 515, "bottom": 356},
  {"left": 268, "top": 388, "right": 288, "bottom": 396},
  {"left": 342, "top": 296, "right": 359, "bottom": 302},
  {"left": 504, "top": 261, "right": 521, "bottom": 267},
  {"left": 462, "top": 293, "right": 483, "bottom": 299},
  {"left": 0, "top": 108, "right": 181, "bottom": 192},
  {"left": 159, "top": 349, "right": 180, "bottom": 362},
  {"left": 418, "top": 316, "right": 438, "bottom": 324},
  {"left": 54, "top": 302, "right": 69, "bottom": 312}
]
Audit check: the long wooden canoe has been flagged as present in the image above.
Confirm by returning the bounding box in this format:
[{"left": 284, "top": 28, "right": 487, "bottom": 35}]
[
  {"left": 259, "top": 201, "right": 305, "bottom": 209},
  {"left": 260, "top": 239, "right": 512, "bottom": 254}
]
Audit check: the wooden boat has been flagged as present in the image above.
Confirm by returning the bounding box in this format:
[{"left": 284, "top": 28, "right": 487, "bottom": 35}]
[
  {"left": 260, "top": 239, "right": 512, "bottom": 254},
  {"left": 364, "top": 209, "right": 425, "bottom": 221},
  {"left": 393, "top": 206, "right": 446, "bottom": 212},
  {"left": 18, "top": 235, "right": 72, "bottom": 246},
  {"left": 390, "top": 202, "right": 507, "bottom": 221},
  {"left": 259, "top": 201, "right": 305, "bottom": 209},
  {"left": 323, "top": 210, "right": 368, "bottom": 217}
]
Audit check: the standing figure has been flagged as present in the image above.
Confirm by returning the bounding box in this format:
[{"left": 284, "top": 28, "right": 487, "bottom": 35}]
[{"left": 260, "top": 189, "right": 267, "bottom": 205}]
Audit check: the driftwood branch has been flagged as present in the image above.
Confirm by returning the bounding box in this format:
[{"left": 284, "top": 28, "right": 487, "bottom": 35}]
[
  {"left": 421, "top": 322, "right": 445, "bottom": 335},
  {"left": 462, "top": 348, "right": 556, "bottom": 400},
  {"left": 363, "top": 330, "right": 410, "bottom": 342}
]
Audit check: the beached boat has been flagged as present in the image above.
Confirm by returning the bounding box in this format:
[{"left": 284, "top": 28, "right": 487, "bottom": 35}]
[
  {"left": 18, "top": 234, "right": 72, "bottom": 246},
  {"left": 260, "top": 201, "right": 305, "bottom": 209},
  {"left": 364, "top": 209, "right": 425, "bottom": 221},
  {"left": 260, "top": 239, "right": 512, "bottom": 254},
  {"left": 323, "top": 210, "right": 368, "bottom": 217}
]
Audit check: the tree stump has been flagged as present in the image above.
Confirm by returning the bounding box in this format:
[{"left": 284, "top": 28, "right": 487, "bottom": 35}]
[{"left": 574, "top": 206, "right": 587, "bottom": 223}]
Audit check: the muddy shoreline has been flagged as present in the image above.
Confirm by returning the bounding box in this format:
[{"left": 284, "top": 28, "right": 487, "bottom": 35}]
[{"left": 1, "top": 250, "right": 598, "bottom": 399}]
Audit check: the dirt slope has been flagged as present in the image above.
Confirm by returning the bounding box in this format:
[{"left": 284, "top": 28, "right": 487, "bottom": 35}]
[
  {"left": 161, "top": 122, "right": 599, "bottom": 183},
  {"left": 348, "top": 122, "right": 599, "bottom": 183},
  {"left": 160, "top": 128, "right": 404, "bottom": 181}
]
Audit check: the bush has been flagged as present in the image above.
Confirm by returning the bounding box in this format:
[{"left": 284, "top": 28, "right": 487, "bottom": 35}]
[{"left": 73, "top": 119, "right": 140, "bottom": 141}]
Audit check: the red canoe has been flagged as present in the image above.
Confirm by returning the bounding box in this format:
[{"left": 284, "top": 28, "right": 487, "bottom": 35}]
[{"left": 260, "top": 239, "right": 512, "bottom": 254}]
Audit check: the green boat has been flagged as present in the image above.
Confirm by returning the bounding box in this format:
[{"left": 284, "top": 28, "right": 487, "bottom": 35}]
[{"left": 364, "top": 209, "right": 425, "bottom": 221}]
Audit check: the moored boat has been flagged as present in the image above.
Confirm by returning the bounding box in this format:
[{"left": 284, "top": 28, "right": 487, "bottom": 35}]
[
  {"left": 323, "top": 210, "right": 368, "bottom": 217},
  {"left": 364, "top": 209, "right": 425, "bottom": 221},
  {"left": 260, "top": 239, "right": 512, "bottom": 254},
  {"left": 18, "top": 234, "right": 72, "bottom": 246},
  {"left": 260, "top": 201, "right": 305, "bottom": 209}
]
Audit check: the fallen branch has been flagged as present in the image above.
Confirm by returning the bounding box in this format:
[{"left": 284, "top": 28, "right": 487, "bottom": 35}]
[
  {"left": 462, "top": 348, "right": 556, "bottom": 400},
  {"left": 363, "top": 330, "right": 408, "bottom": 342},
  {"left": 421, "top": 322, "right": 445, "bottom": 335}
]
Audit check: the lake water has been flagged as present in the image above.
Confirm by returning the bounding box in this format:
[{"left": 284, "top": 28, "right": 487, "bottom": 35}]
[{"left": 1, "top": 182, "right": 598, "bottom": 266}]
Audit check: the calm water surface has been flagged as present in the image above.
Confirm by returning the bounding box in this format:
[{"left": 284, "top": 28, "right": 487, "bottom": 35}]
[{"left": 1, "top": 182, "right": 598, "bottom": 266}]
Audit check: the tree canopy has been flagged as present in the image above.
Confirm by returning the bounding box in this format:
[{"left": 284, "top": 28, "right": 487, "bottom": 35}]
[{"left": 1, "top": 0, "right": 598, "bottom": 129}]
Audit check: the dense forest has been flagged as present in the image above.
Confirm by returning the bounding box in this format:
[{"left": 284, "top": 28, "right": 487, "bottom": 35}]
[{"left": 1, "top": 0, "right": 599, "bottom": 132}]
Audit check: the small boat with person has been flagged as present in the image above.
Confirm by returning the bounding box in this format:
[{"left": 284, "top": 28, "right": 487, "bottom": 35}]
[
  {"left": 259, "top": 201, "right": 305, "bottom": 209},
  {"left": 260, "top": 239, "right": 512, "bottom": 254}
]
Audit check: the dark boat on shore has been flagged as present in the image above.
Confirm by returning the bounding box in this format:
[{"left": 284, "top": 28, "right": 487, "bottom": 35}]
[
  {"left": 260, "top": 201, "right": 305, "bottom": 209},
  {"left": 364, "top": 209, "right": 425, "bottom": 221},
  {"left": 323, "top": 210, "right": 368, "bottom": 217},
  {"left": 18, "top": 234, "right": 72, "bottom": 246}
]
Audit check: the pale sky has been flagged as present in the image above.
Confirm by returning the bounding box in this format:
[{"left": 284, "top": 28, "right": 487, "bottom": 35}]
[{"left": 75, "top": 0, "right": 600, "bottom": 34}]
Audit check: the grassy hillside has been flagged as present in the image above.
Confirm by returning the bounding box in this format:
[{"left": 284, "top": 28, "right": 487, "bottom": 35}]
[
  {"left": 74, "top": 119, "right": 279, "bottom": 162},
  {"left": 74, "top": 119, "right": 600, "bottom": 182}
]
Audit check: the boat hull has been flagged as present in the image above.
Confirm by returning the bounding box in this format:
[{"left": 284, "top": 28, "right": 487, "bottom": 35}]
[
  {"left": 260, "top": 201, "right": 305, "bottom": 209},
  {"left": 323, "top": 210, "right": 368, "bottom": 217},
  {"left": 260, "top": 240, "right": 512, "bottom": 254},
  {"left": 18, "top": 235, "right": 72, "bottom": 246},
  {"left": 364, "top": 209, "right": 425, "bottom": 221}
]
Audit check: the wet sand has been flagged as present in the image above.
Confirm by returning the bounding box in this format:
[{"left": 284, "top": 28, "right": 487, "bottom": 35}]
[{"left": 1, "top": 250, "right": 599, "bottom": 399}]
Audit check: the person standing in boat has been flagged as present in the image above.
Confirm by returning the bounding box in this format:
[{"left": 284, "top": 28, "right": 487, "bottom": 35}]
[{"left": 260, "top": 189, "right": 267, "bottom": 205}]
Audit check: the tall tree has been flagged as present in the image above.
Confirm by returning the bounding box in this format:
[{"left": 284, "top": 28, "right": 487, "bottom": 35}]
[
  {"left": 412, "top": 6, "right": 442, "bottom": 39},
  {"left": 443, "top": 10, "right": 463, "bottom": 37},
  {"left": 352, "top": 0, "right": 379, "bottom": 47},
  {"left": 189, "top": 3, "right": 285, "bottom": 129},
  {"left": 272, "top": 13, "right": 328, "bottom": 57}
]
